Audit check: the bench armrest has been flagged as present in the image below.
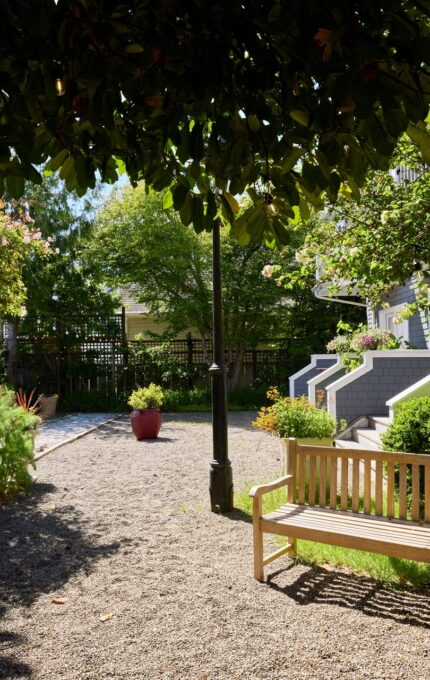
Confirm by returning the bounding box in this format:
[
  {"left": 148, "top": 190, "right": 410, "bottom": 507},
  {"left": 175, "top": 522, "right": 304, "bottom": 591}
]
[{"left": 249, "top": 475, "right": 293, "bottom": 499}]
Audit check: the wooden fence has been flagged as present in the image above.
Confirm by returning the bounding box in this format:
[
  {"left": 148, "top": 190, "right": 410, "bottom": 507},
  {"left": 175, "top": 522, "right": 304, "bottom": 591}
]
[{"left": 5, "top": 328, "right": 295, "bottom": 396}]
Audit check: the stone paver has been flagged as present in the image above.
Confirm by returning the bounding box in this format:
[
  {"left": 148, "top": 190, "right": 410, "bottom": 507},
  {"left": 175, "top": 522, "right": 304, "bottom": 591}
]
[{"left": 35, "top": 412, "right": 118, "bottom": 456}]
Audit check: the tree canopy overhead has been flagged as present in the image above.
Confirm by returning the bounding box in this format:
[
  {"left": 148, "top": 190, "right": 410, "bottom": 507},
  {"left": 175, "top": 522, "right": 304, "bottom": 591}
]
[{"left": 2, "top": 1, "right": 430, "bottom": 243}]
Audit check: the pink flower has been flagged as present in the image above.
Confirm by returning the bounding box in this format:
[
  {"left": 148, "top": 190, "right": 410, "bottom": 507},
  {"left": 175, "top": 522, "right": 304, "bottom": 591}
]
[
  {"left": 1, "top": 237, "right": 8, "bottom": 246},
  {"left": 32, "top": 230, "right": 42, "bottom": 240},
  {"left": 55, "top": 247, "right": 60, "bottom": 254},
  {"left": 23, "top": 235, "right": 31, "bottom": 244}
]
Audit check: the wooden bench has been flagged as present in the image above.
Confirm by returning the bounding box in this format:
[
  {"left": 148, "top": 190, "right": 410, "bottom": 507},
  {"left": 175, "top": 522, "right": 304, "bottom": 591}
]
[{"left": 250, "top": 438, "right": 430, "bottom": 581}]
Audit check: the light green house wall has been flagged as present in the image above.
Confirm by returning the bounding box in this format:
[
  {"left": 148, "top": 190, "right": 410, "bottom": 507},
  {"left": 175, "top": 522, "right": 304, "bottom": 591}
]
[{"left": 125, "top": 314, "right": 197, "bottom": 340}]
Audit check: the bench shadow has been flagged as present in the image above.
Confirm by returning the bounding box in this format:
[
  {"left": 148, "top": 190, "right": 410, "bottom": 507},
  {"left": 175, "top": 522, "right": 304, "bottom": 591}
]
[
  {"left": 0, "top": 483, "right": 121, "bottom": 609},
  {"left": 268, "top": 565, "right": 430, "bottom": 628}
]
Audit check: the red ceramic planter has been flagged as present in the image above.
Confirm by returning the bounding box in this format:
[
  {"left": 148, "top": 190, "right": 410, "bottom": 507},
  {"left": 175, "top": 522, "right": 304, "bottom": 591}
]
[{"left": 130, "top": 408, "right": 163, "bottom": 440}]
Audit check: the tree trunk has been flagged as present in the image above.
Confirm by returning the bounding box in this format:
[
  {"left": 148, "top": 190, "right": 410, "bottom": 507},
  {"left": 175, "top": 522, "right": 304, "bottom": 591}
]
[
  {"left": 6, "top": 317, "right": 18, "bottom": 387},
  {"left": 228, "top": 346, "right": 245, "bottom": 389}
]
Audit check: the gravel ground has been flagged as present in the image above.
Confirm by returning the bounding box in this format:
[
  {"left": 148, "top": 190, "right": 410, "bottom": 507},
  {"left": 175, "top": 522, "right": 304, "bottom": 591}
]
[{"left": 1, "top": 413, "right": 430, "bottom": 680}]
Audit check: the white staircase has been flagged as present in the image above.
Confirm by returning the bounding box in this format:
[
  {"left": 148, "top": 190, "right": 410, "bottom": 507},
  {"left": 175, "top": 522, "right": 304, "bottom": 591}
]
[{"left": 335, "top": 416, "right": 391, "bottom": 450}]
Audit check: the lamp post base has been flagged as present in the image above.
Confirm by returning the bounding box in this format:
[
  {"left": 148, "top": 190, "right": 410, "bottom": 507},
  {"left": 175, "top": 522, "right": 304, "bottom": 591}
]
[{"left": 210, "top": 459, "right": 233, "bottom": 513}]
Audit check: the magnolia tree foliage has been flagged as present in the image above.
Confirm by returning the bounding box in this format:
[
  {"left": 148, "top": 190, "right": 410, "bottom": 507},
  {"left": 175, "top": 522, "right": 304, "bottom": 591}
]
[{"left": 1, "top": 1, "right": 430, "bottom": 244}]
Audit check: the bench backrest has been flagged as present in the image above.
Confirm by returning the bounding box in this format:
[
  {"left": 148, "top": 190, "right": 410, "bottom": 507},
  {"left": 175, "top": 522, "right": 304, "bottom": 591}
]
[{"left": 287, "top": 438, "right": 430, "bottom": 523}]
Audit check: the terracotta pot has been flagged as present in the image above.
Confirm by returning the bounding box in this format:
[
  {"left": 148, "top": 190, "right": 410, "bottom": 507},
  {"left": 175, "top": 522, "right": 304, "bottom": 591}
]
[
  {"left": 39, "top": 394, "right": 59, "bottom": 417},
  {"left": 130, "top": 408, "right": 162, "bottom": 440}
]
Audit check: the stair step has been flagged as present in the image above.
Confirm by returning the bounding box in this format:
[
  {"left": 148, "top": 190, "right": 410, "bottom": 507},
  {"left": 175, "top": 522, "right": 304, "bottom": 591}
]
[
  {"left": 335, "top": 436, "right": 381, "bottom": 451},
  {"left": 335, "top": 439, "right": 365, "bottom": 449},
  {"left": 369, "top": 416, "right": 392, "bottom": 432},
  {"left": 353, "top": 428, "right": 382, "bottom": 450}
]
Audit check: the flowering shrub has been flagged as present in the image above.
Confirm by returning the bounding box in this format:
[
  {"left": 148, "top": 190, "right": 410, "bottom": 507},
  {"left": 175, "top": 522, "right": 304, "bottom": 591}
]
[
  {"left": 0, "top": 202, "right": 56, "bottom": 317},
  {"left": 253, "top": 388, "right": 337, "bottom": 439},
  {"left": 327, "top": 326, "right": 399, "bottom": 371}
]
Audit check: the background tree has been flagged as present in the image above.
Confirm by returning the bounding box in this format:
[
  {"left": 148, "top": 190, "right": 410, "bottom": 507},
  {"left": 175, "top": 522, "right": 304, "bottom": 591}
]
[
  {"left": 277, "top": 132, "right": 430, "bottom": 321},
  {"left": 2, "top": 175, "right": 117, "bottom": 386},
  {"left": 89, "top": 186, "right": 289, "bottom": 386},
  {"left": 88, "top": 185, "right": 364, "bottom": 385}
]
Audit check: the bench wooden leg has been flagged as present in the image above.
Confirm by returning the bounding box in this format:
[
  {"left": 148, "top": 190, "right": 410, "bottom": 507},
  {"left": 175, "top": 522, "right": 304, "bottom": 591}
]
[
  {"left": 253, "top": 496, "right": 264, "bottom": 581},
  {"left": 289, "top": 537, "right": 297, "bottom": 558}
]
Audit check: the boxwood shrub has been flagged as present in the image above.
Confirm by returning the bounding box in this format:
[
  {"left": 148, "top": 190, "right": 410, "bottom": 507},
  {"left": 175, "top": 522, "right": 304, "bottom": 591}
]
[{"left": 381, "top": 397, "right": 430, "bottom": 454}]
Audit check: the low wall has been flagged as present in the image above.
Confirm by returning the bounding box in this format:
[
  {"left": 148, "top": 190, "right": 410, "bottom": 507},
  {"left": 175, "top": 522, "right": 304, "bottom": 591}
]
[
  {"left": 327, "top": 351, "right": 430, "bottom": 424},
  {"left": 289, "top": 355, "right": 338, "bottom": 398}
]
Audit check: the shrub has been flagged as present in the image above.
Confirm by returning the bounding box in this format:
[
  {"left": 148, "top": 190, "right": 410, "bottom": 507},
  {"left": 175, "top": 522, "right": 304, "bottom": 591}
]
[
  {"left": 0, "top": 386, "right": 39, "bottom": 499},
  {"left": 253, "top": 388, "right": 337, "bottom": 439},
  {"left": 58, "top": 390, "right": 128, "bottom": 413},
  {"left": 128, "top": 383, "right": 164, "bottom": 410},
  {"left": 130, "top": 338, "right": 188, "bottom": 387},
  {"left": 381, "top": 397, "right": 430, "bottom": 454}
]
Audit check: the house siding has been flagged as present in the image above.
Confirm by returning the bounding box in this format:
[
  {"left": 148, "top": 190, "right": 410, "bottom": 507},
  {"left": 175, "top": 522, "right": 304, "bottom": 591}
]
[
  {"left": 368, "top": 279, "right": 429, "bottom": 349},
  {"left": 313, "top": 366, "right": 347, "bottom": 408},
  {"left": 333, "top": 356, "right": 430, "bottom": 423}
]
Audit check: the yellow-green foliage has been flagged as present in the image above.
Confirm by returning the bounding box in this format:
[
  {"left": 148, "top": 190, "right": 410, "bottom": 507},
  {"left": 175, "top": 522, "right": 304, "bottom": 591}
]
[
  {"left": 128, "top": 383, "right": 164, "bottom": 410},
  {"left": 0, "top": 387, "right": 38, "bottom": 499}
]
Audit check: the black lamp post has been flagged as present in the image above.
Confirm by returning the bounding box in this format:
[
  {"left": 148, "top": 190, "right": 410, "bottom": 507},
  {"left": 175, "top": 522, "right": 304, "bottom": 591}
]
[{"left": 209, "top": 218, "right": 233, "bottom": 512}]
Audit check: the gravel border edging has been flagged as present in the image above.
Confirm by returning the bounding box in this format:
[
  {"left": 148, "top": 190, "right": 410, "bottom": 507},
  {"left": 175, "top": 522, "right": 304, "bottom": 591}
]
[{"left": 34, "top": 413, "right": 125, "bottom": 461}]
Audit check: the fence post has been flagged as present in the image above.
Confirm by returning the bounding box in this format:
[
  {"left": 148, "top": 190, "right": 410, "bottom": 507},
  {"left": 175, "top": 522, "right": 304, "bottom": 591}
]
[
  {"left": 121, "top": 306, "right": 129, "bottom": 394},
  {"left": 187, "top": 332, "right": 193, "bottom": 388}
]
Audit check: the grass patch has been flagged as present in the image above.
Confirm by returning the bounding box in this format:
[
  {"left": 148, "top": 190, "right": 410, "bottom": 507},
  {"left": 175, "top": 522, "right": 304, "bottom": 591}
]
[{"left": 235, "top": 481, "right": 430, "bottom": 589}]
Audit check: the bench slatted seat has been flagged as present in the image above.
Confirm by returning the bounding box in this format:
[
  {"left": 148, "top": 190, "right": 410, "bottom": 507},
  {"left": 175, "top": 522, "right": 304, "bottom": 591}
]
[{"left": 250, "top": 438, "right": 430, "bottom": 581}]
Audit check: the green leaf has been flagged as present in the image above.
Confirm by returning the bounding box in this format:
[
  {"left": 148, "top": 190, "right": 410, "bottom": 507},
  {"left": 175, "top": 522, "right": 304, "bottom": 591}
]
[
  {"left": 290, "top": 109, "right": 309, "bottom": 127},
  {"left": 220, "top": 194, "right": 235, "bottom": 223},
  {"left": 59, "top": 156, "right": 75, "bottom": 180},
  {"left": 125, "top": 44, "right": 144, "bottom": 53},
  {"left": 179, "top": 192, "right": 193, "bottom": 226},
  {"left": 6, "top": 174, "right": 24, "bottom": 199},
  {"left": 281, "top": 147, "right": 303, "bottom": 174},
  {"left": 46, "top": 149, "right": 68, "bottom": 173},
  {"left": 406, "top": 122, "right": 430, "bottom": 164},
  {"left": 222, "top": 191, "right": 240, "bottom": 215},
  {"left": 163, "top": 189, "right": 173, "bottom": 209},
  {"left": 189, "top": 123, "right": 204, "bottom": 161},
  {"left": 191, "top": 195, "right": 205, "bottom": 231},
  {"left": 247, "top": 114, "right": 260, "bottom": 132},
  {"left": 173, "top": 184, "right": 188, "bottom": 211},
  {"left": 206, "top": 191, "right": 217, "bottom": 219},
  {"left": 229, "top": 137, "right": 246, "bottom": 172}
]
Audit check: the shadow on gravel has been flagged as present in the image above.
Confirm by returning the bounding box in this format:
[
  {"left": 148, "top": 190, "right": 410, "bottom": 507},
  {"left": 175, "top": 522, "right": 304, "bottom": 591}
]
[
  {"left": 0, "top": 483, "right": 121, "bottom": 609},
  {"left": 0, "top": 617, "right": 32, "bottom": 678},
  {"left": 224, "top": 509, "right": 252, "bottom": 524},
  {"left": 268, "top": 566, "right": 430, "bottom": 628}
]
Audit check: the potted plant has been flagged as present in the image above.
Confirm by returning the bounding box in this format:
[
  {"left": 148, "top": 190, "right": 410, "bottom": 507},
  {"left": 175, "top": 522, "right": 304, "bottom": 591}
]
[
  {"left": 253, "top": 389, "right": 338, "bottom": 489},
  {"left": 38, "top": 393, "right": 59, "bottom": 417},
  {"left": 128, "top": 383, "right": 164, "bottom": 440}
]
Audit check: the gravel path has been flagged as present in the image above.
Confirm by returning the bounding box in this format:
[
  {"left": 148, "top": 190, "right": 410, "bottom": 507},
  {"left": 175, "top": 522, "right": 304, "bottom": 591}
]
[
  {"left": 1, "top": 413, "right": 430, "bottom": 680},
  {"left": 35, "top": 413, "right": 117, "bottom": 456}
]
